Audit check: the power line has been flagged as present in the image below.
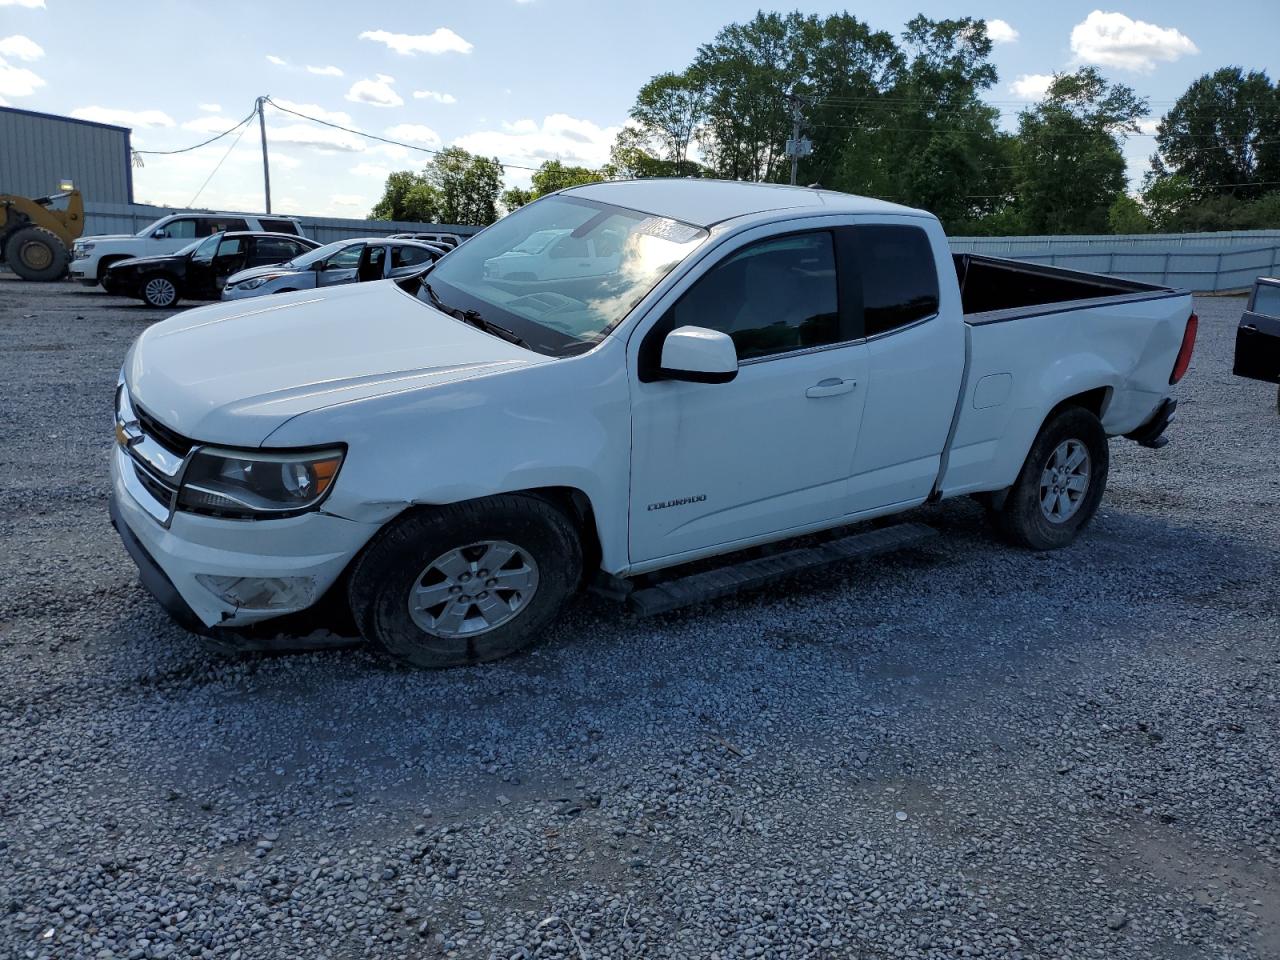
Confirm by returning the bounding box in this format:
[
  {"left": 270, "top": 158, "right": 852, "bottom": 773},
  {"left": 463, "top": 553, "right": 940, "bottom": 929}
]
[
  {"left": 133, "top": 108, "right": 258, "bottom": 157},
  {"left": 263, "top": 96, "right": 546, "bottom": 173},
  {"left": 188, "top": 113, "right": 252, "bottom": 207}
]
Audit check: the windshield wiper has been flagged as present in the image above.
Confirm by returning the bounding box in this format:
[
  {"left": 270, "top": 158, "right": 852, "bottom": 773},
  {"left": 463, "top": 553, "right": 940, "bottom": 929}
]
[
  {"left": 458, "top": 309, "right": 530, "bottom": 349},
  {"left": 423, "top": 282, "right": 530, "bottom": 349}
]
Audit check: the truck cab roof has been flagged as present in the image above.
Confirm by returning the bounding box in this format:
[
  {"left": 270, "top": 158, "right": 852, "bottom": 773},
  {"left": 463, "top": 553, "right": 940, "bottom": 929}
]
[{"left": 560, "top": 178, "right": 930, "bottom": 228}]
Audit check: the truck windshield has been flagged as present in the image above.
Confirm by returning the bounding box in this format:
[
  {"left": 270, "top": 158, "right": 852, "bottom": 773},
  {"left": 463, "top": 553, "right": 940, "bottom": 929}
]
[{"left": 413, "top": 196, "right": 706, "bottom": 356}]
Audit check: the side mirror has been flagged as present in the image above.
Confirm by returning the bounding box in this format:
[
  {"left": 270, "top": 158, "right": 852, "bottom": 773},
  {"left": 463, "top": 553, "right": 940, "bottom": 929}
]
[
  {"left": 658, "top": 326, "right": 738, "bottom": 384},
  {"left": 152, "top": 228, "right": 167, "bottom": 239}
]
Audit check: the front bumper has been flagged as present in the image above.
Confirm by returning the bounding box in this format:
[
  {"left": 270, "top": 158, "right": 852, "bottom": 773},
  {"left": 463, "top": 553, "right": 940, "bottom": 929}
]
[{"left": 110, "top": 444, "right": 380, "bottom": 628}]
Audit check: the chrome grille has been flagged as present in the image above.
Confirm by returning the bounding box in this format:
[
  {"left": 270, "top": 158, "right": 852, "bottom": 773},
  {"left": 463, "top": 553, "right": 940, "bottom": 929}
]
[{"left": 116, "top": 383, "right": 190, "bottom": 525}]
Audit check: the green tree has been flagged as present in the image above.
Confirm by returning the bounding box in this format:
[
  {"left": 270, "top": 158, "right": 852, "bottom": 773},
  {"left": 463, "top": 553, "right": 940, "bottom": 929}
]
[
  {"left": 499, "top": 160, "right": 606, "bottom": 213},
  {"left": 840, "top": 16, "right": 1013, "bottom": 226},
  {"left": 1153, "top": 67, "right": 1280, "bottom": 200},
  {"left": 370, "top": 170, "right": 440, "bottom": 222},
  {"left": 369, "top": 147, "right": 504, "bottom": 226},
  {"left": 629, "top": 71, "right": 706, "bottom": 173},
  {"left": 1108, "top": 194, "right": 1150, "bottom": 234},
  {"left": 1014, "top": 68, "right": 1147, "bottom": 234}
]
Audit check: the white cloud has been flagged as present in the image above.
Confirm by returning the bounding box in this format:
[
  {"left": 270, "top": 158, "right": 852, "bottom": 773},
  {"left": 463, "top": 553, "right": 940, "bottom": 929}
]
[
  {"left": 1009, "top": 73, "right": 1054, "bottom": 100},
  {"left": 267, "top": 122, "right": 365, "bottom": 152},
  {"left": 412, "top": 89, "right": 457, "bottom": 105},
  {"left": 985, "top": 19, "right": 1018, "bottom": 44},
  {"left": 266, "top": 54, "right": 287, "bottom": 66},
  {"left": 307, "top": 64, "right": 343, "bottom": 77},
  {"left": 269, "top": 98, "right": 352, "bottom": 126},
  {"left": 198, "top": 102, "right": 222, "bottom": 113},
  {"left": 384, "top": 123, "right": 441, "bottom": 147},
  {"left": 351, "top": 162, "right": 390, "bottom": 178},
  {"left": 358, "top": 28, "right": 473, "bottom": 56},
  {"left": 1069, "top": 11, "right": 1198, "bottom": 73},
  {"left": 71, "top": 106, "right": 174, "bottom": 127},
  {"left": 0, "top": 95, "right": 8, "bottom": 105},
  {"left": 0, "top": 34, "right": 43, "bottom": 60},
  {"left": 1137, "top": 117, "right": 1161, "bottom": 136},
  {"left": 0, "top": 0, "right": 46, "bottom": 7},
  {"left": 370, "top": 142, "right": 411, "bottom": 162},
  {"left": 346, "top": 74, "right": 403, "bottom": 108},
  {"left": 331, "top": 194, "right": 366, "bottom": 207},
  {"left": 181, "top": 114, "right": 241, "bottom": 133},
  {"left": 455, "top": 114, "right": 621, "bottom": 173},
  {"left": 0, "top": 55, "right": 43, "bottom": 97}
]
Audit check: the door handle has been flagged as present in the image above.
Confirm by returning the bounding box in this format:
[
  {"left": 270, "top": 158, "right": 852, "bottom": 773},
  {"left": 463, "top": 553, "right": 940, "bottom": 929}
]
[{"left": 805, "top": 377, "right": 857, "bottom": 399}]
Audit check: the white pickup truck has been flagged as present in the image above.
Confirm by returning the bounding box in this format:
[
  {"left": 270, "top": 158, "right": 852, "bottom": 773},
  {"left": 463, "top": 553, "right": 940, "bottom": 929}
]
[{"left": 110, "top": 180, "right": 1197, "bottom": 668}]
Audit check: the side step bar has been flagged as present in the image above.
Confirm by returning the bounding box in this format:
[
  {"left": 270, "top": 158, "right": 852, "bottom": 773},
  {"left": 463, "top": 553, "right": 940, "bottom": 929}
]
[{"left": 628, "top": 522, "right": 938, "bottom": 617}]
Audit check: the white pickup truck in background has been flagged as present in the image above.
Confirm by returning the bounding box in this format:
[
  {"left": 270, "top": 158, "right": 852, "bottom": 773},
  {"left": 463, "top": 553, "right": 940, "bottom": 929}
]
[{"left": 109, "top": 179, "right": 1197, "bottom": 668}]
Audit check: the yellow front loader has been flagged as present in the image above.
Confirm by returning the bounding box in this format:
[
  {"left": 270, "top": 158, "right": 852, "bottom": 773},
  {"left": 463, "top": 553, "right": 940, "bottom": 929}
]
[{"left": 0, "top": 188, "right": 84, "bottom": 281}]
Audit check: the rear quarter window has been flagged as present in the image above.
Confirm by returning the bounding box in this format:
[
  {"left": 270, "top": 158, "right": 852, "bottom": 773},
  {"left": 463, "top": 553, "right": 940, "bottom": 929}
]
[
  {"left": 853, "top": 225, "right": 940, "bottom": 337},
  {"left": 1252, "top": 282, "right": 1280, "bottom": 319},
  {"left": 261, "top": 219, "right": 301, "bottom": 235}
]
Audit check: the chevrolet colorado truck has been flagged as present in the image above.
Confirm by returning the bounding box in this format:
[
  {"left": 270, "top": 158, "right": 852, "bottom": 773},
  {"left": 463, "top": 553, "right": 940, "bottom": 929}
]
[{"left": 110, "top": 179, "right": 1197, "bottom": 668}]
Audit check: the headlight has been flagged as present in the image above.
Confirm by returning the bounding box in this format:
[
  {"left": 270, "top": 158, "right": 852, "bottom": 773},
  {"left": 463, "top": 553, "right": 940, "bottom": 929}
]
[
  {"left": 177, "top": 446, "right": 344, "bottom": 519},
  {"left": 74, "top": 242, "right": 94, "bottom": 259},
  {"left": 235, "top": 275, "right": 280, "bottom": 290}
]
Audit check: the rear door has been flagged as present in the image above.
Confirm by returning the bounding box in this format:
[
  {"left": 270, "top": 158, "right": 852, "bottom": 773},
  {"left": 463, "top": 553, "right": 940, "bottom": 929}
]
[
  {"left": 844, "top": 221, "right": 966, "bottom": 513},
  {"left": 388, "top": 242, "right": 436, "bottom": 279},
  {"left": 1234, "top": 278, "right": 1280, "bottom": 384}
]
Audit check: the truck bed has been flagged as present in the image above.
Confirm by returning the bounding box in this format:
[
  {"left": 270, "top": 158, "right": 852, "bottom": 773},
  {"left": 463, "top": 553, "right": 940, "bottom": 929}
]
[{"left": 954, "top": 253, "right": 1182, "bottom": 323}]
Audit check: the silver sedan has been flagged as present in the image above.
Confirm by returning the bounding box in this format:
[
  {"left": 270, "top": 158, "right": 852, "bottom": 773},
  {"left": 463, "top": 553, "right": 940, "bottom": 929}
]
[{"left": 222, "top": 237, "right": 446, "bottom": 300}]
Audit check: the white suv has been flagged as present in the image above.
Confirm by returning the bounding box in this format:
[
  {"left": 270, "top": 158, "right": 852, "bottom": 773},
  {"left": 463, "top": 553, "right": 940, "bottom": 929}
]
[{"left": 71, "top": 212, "right": 305, "bottom": 286}]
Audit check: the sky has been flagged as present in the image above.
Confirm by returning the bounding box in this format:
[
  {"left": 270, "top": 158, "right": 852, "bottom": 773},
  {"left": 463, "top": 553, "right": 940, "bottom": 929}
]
[{"left": 1, "top": 0, "right": 1276, "bottom": 218}]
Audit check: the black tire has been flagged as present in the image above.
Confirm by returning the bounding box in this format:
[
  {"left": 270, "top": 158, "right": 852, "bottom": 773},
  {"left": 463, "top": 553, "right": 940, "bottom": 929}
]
[
  {"left": 140, "top": 273, "right": 182, "bottom": 308},
  {"left": 996, "top": 405, "right": 1109, "bottom": 550},
  {"left": 348, "top": 495, "right": 583, "bottom": 668},
  {"left": 4, "top": 226, "right": 69, "bottom": 281}
]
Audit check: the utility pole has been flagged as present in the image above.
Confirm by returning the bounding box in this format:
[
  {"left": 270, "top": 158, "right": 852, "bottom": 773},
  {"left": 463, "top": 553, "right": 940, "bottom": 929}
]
[
  {"left": 256, "top": 96, "right": 272, "bottom": 214},
  {"left": 784, "top": 91, "right": 812, "bottom": 186}
]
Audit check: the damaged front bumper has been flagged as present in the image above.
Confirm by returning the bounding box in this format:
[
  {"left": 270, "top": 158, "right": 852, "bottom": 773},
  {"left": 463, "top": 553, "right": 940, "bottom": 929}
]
[{"left": 110, "top": 446, "right": 381, "bottom": 629}]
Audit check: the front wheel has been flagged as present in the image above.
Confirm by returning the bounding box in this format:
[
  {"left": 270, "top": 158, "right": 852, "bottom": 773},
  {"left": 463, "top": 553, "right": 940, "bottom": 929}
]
[
  {"left": 141, "top": 275, "right": 181, "bottom": 308},
  {"left": 996, "top": 405, "right": 1109, "bottom": 550},
  {"left": 348, "top": 495, "right": 583, "bottom": 668}
]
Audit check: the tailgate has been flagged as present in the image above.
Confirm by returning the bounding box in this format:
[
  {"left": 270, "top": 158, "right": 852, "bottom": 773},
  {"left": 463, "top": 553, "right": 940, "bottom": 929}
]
[{"left": 1234, "top": 278, "right": 1280, "bottom": 385}]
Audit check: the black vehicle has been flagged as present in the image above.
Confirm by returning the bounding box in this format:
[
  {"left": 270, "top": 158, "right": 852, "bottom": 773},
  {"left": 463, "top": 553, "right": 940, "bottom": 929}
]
[
  {"left": 103, "top": 231, "right": 321, "bottom": 308},
  {"left": 1233, "top": 276, "right": 1280, "bottom": 412}
]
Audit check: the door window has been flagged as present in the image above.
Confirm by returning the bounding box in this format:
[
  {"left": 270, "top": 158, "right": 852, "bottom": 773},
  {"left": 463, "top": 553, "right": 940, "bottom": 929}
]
[
  {"left": 392, "top": 244, "right": 434, "bottom": 269},
  {"left": 190, "top": 233, "right": 222, "bottom": 262},
  {"left": 213, "top": 236, "right": 247, "bottom": 273},
  {"left": 359, "top": 245, "right": 388, "bottom": 281},
  {"left": 162, "top": 218, "right": 198, "bottom": 240},
  {"left": 252, "top": 237, "right": 305, "bottom": 266},
  {"left": 260, "top": 219, "right": 299, "bottom": 235},
  {"left": 197, "top": 217, "right": 250, "bottom": 237},
  {"left": 668, "top": 232, "right": 839, "bottom": 361},
  {"left": 852, "top": 226, "right": 940, "bottom": 337},
  {"left": 1252, "top": 282, "right": 1280, "bottom": 319},
  {"left": 323, "top": 244, "right": 364, "bottom": 270}
]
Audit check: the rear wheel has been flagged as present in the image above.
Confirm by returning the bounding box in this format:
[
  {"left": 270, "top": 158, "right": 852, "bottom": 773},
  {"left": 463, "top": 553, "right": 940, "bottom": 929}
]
[
  {"left": 348, "top": 495, "right": 582, "bottom": 668},
  {"left": 4, "top": 226, "right": 69, "bottom": 281},
  {"left": 141, "top": 274, "right": 181, "bottom": 308},
  {"left": 996, "top": 405, "right": 1109, "bottom": 550}
]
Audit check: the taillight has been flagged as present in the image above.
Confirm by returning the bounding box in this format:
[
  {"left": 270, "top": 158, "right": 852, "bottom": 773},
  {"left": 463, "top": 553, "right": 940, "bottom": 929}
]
[{"left": 1170, "top": 312, "right": 1197, "bottom": 384}]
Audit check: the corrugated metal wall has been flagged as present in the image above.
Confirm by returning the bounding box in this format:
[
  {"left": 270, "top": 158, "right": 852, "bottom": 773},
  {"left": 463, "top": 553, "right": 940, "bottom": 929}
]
[
  {"left": 0, "top": 107, "right": 133, "bottom": 204},
  {"left": 949, "top": 231, "right": 1280, "bottom": 293},
  {"left": 82, "top": 201, "right": 481, "bottom": 245}
]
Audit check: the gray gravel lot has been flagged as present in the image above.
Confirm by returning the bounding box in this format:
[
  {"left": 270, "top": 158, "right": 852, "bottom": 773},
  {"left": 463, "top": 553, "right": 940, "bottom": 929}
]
[{"left": 1, "top": 275, "right": 1277, "bottom": 960}]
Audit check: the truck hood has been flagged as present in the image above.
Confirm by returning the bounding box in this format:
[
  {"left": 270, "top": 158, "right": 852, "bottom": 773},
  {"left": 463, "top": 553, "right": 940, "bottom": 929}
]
[
  {"left": 80, "top": 234, "right": 136, "bottom": 245},
  {"left": 125, "top": 280, "right": 550, "bottom": 446}
]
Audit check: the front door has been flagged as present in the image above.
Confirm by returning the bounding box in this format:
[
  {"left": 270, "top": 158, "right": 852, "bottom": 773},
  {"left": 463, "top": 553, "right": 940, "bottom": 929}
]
[
  {"left": 628, "top": 229, "right": 869, "bottom": 565},
  {"left": 1235, "top": 278, "right": 1280, "bottom": 385},
  {"left": 318, "top": 243, "right": 363, "bottom": 287}
]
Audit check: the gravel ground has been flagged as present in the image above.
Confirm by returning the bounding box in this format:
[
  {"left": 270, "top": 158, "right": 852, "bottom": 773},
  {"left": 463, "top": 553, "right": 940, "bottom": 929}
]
[{"left": 1, "top": 275, "right": 1277, "bottom": 960}]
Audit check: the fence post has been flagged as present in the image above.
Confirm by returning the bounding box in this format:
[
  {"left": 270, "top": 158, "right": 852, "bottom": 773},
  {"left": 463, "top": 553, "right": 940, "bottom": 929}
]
[
  {"left": 1163, "top": 252, "right": 1171, "bottom": 288},
  {"left": 1216, "top": 251, "right": 1224, "bottom": 293}
]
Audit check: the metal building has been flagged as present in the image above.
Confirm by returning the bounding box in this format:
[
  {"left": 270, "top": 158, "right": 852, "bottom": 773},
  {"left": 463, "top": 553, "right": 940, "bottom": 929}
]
[{"left": 0, "top": 105, "right": 134, "bottom": 204}]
